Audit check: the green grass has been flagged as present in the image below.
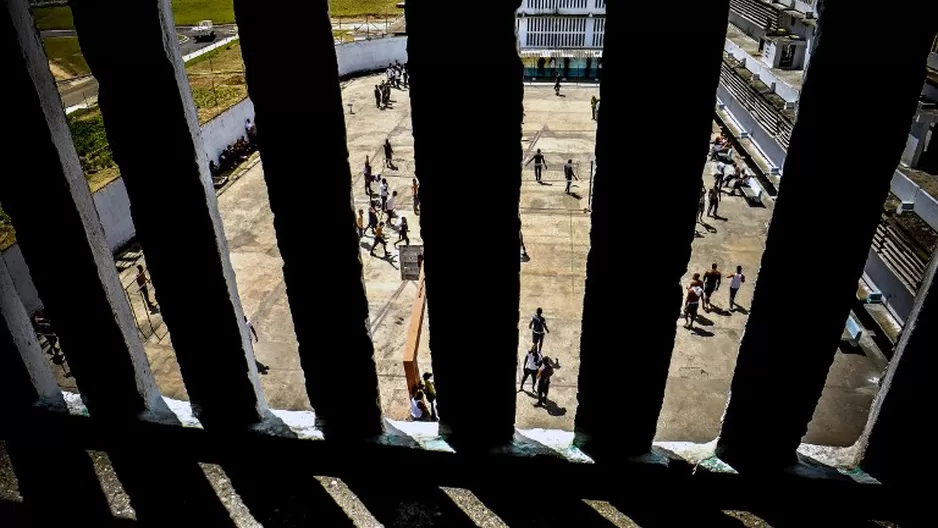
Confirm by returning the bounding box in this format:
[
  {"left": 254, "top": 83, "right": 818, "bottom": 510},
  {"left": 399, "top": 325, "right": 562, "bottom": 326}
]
[
  {"left": 31, "top": 5, "right": 73, "bottom": 30},
  {"left": 42, "top": 37, "right": 90, "bottom": 77},
  {"left": 329, "top": 0, "right": 402, "bottom": 17},
  {"left": 32, "top": 1, "right": 401, "bottom": 30}
]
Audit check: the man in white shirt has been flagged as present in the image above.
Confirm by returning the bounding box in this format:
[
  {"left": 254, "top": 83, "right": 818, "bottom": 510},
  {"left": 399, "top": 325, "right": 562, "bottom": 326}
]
[
  {"left": 379, "top": 178, "right": 390, "bottom": 211},
  {"left": 385, "top": 191, "right": 398, "bottom": 225},
  {"left": 726, "top": 265, "right": 746, "bottom": 310}
]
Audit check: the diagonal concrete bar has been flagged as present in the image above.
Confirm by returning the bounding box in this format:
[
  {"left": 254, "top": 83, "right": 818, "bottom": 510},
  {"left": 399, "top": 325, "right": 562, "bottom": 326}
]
[
  {"left": 716, "top": 2, "right": 938, "bottom": 472},
  {"left": 574, "top": 1, "right": 730, "bottom": 459},
  {"left": 2, "top": 0, "right": 171, "bottom": 423},
  {"left": 232, "top": 0, "right": 382, "bottom": 439},
  {"left": 406, "top": 0, "right": 523, "bottom": 450},
  {"left": 69, "top": 0, "right": 270, "bottom": 430}
]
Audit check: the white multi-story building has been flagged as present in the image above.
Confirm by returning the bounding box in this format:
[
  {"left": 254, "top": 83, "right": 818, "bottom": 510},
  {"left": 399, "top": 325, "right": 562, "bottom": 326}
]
[
  {"left": 516, "top": 0, "right": 606, "bottom": 80},
  {"left": 719, "top": 0, "right": 938, "bottom": 327}
]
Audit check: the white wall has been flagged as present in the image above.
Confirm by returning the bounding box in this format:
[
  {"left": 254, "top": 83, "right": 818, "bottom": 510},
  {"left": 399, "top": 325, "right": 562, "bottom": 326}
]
[
  {"left": 2, "top": 244, "right": 42, "bottom": 315},
  {"left": 92, "top": 177, "right": 135, "bottom": 252},
  {"left": 200, "top": 98, "right": 255, "bottom": 164},
  {"left": 716, "top": 86, "right": 788, "bottom": 172},
  {"left": 335, "top": 36, "right": 408, "bottom": 77}
]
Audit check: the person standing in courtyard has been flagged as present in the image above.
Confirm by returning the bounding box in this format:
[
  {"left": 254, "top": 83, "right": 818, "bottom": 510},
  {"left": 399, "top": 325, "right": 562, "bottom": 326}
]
[
  {"left": 371, "top": 222, "right": 387, "bottom": 257},
  {"left": 379, "top": 178, "right": 390, "bottom": 211},
  {"left": 356, "top": 209, "right": 365, "bottom": 239},
  {"left": 534, "top": 356, "right": 560, "bottom": 407},
  {"left": 697, "top": 187, "right": 706, "bottom": 222},
  {"left": 364, "top": 156, "right": 374, "bottom": 196},
  {"left": 525, "top": 148, "right": 548, "bottom": 183},
  {"left": 368, "top": 205, "right": 379, "bottom": 235},
  {"left": 684, "top": 281, "right": 704, "bottom": 330},
  {"left": 135, "top": 265, "right": 158, "bottom": 313},
  {"left": 529, "top": 307, "right": 550, "bottom": 353},
  {"left": 727, "top": 265, "right": 746, "bottom": 311},
  {"left": 590, "top": 95, "right": 598, "bottom": 120},
  {"left": 384, "top": 139, "right": 395, "bottom": 169},
  {"left": 702, "top": 263, "right": 722, "bottom": 311},
  {"left": 244, "top": 316, "right": 269, "bottom": 375},
  {"left": 421, "top": 372, "right": 437, "bottom": 420},
  {"left": 374, "top": 84, "right": 382, "bottom": 109},
  {"left": 554, "top": 74, "right": 562, "bottom": 96},
  {"left": 395, "top": 216, "right": 410, "bottom": 246},
  {"left": 563, "top": 159, "right": 579, "bottom": 194},
  {"left": 707, "top": 184, "right": 721, "bottom": 218},
  {"left": 519, "top": 344, "right": 542, "bottom": 393},
  {"left": 412, "top": 178, "right": 420, "bottom": 215}
]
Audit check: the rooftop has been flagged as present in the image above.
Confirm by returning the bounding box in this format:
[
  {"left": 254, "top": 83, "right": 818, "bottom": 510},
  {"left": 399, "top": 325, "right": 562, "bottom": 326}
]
[{"left": 726, "top": 22, "right": 805, "bottom": 92}]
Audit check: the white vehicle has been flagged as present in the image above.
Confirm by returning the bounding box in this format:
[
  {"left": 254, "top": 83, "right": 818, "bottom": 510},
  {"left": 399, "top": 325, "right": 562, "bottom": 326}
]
[{"left": 192, "top": 20, "right": 216, "bottom": 42}]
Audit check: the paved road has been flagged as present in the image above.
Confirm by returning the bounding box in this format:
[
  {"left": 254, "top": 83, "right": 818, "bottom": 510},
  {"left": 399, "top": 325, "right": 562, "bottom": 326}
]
[{"left": 46, "top": 24, "right": 240, "bottom": 110}]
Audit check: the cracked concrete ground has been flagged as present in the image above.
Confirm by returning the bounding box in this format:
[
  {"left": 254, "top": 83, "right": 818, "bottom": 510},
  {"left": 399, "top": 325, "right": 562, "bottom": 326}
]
[{"left": 48, "top": 74, "right": 885, "bottom": 446}]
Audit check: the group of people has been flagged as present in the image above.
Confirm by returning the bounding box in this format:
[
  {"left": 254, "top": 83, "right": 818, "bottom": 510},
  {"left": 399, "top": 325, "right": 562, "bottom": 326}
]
[
  {"left": 697, "top": 134, "right": 756, "bottom": 222},
  {"left": 683, "top": 264, "right": 747, "bottom": 329},
  {"left": 519, "top": 308, "right": 561, "bottom": 407},
  {"left": 209, "top": 118, "right": 258, "bottom": 178},
  {"left": 410, "top": 371, "right": 437, "bottom": 421},
  {"left": 374, "top": 61, "right": 408, "bottom": 110},
  {"left": 523, "top": 149, "right": 581, "bottom": 194},
  {"left": 357, "top": 142, "right": 418, "bottom": 258}
]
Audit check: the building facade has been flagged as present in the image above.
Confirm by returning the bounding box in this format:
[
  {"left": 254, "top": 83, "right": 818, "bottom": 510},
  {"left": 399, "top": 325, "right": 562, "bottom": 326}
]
[
  {"left": 717, "top": 0, "right": 938, "bottom": 328},
  {"left": 516, "top": 0, "right": 606, "bottom": 80}
]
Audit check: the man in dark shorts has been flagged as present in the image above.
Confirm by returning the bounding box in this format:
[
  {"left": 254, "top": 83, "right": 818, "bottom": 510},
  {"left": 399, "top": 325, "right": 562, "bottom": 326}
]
[
  {"left": 563, "top": 159, "right": 579, "bottom": 194},
  {"left": 684, "top": 283, "right": 704, "bottom": 329},
  {"left": 697, "top": 187, "right": 706, "bottom": 222},
  {"left": 525, "top": 148, "right": 548, "bottom": 182},
  {"left": 529, "top": 307, "right": 550, "bottom": 352},
  {"left": 702, "top": 263, "right": 722, "bottom": 311},
  {"left": 535, "top": 356, "right": 560, "bottom": 407}
]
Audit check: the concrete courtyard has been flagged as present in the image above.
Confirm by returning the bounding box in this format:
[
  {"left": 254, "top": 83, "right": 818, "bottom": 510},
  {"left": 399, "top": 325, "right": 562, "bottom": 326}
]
[{"left": 50, "top": 74, "right": 884, "bottom": 446}]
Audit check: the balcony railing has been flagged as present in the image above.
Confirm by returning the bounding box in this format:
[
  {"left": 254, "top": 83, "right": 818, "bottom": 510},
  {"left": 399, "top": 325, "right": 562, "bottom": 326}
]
[{"left": 2, "top": 0, "right": 937, "bottom": 524}]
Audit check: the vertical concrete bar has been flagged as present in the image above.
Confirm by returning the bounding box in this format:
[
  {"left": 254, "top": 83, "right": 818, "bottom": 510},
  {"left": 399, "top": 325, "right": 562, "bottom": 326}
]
[
  {"left": 859, "top": 251, "right": 938, "bottom": 487},
  {"left": 2, "top": 0, "right": 171, "bottom": 423},
  {"left": 232, "top": 0, "right": 381, "bottom": 439},
  {"left": 716, "top": 3, "right": 938, "bottom": 471},
  {"left": 573, "top": 1, "right": 730, "bottom": 458},
  {"left": 69, "top": 0, "right": 270, "bottom": 430},
  {"left": 0, "top": 258, "right": 64, "bottom": 415},
  {"left": 407, "top": 0, "right": 522, "bottom": 450}
]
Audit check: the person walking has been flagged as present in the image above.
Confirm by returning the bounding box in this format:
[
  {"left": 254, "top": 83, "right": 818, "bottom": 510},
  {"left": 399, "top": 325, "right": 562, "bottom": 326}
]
[
  {"left": 412, "top": 178, "right": 420, "bottom": 214},
  {"left": 590, "top": 95, "right": 598, "bottom": 120},
  {"left": 554, "top": 74, "right": 562, "bottom": 96},
  {"left": 384, "top": 139, "right": 394, "bottom": 169},
  {"left": 529, "top": 307, "right": 550, "bottom": 352},
  {"left": 563, "top": 159, "right": 579, "bottom": 194},
  {"left": 525, "top": 149, "right": 548, "bottom": 182},
  {"left": 386, "top": 190, "right": 399, "bottom": 225},
  {"left": 135, "top": 265, "right": 158, "bottom": 313},
  {"left": 379, "top": 178, "right": 390, "bottom": 211},
  {"left": 697, "top": 187, "right": 706, "bottom": 223},
  {"left": 707, "top": 185, "right": 721, "bottom": 218},
  {"left": 519, "top": 344, "right": 542, "bottom": 393},
  {"left": 534, "top": 356, "right": 560, "bottom": 407},
  {"left": 726, "top": 265, "right": 746, "bottom": 310},
  {"left": 684, "top": 282, "right": 704, "bottom": 329},
  {"left": 374, "top": 85, "right": 382, "bottom": 109},
  {"left": 371, "top": 222, "right": 387, "bottom": 257},
  {"left": 356, "top": 209, "right": 365, "bottom": 239},
  {"left": 395, "top": 216, "right": 410, "bottom": 246},
  {"left": 421, "top": 372, "right": 437, "bottom": 420},
  {"left": 702, "top": 263, "right": 722, "bottom": 311}
]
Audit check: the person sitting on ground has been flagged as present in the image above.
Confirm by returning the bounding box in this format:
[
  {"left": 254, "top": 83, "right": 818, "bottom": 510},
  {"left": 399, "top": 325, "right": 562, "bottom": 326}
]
[{"left": 421, "top": 372, "right": 437, "bottom": 420}]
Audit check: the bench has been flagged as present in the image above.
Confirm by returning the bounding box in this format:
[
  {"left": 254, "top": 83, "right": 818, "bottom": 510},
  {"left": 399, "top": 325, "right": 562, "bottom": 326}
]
[
  {"left": 844, "top": 314, "right": 863, "bottom": 347},
  {"left": 742, "top": 178, "right": 764, "bottom": 204}
]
